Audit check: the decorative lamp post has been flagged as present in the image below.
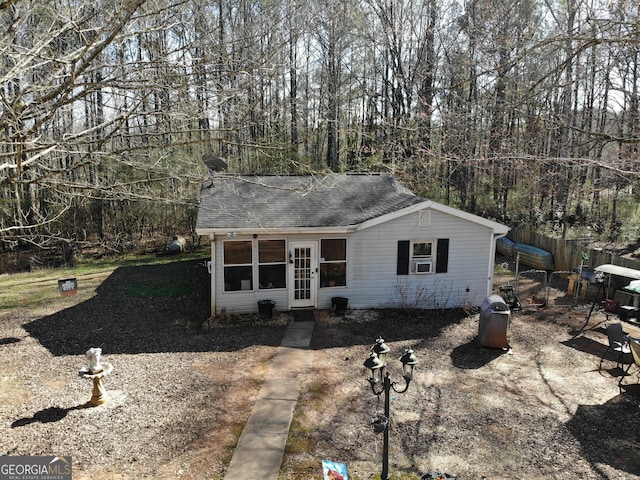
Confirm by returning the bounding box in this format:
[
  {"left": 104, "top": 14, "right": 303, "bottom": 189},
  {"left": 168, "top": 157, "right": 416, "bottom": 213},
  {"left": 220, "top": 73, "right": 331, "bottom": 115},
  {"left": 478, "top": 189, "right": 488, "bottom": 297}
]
[
  {"left": 363, "top": 338, "right": 418, "bottom": 480},
  {"left": 373, "top": 336, "right": 391, "bottom": 365},
  {"left": 399, "top": 348, "right": 419, "bottom": 380}
]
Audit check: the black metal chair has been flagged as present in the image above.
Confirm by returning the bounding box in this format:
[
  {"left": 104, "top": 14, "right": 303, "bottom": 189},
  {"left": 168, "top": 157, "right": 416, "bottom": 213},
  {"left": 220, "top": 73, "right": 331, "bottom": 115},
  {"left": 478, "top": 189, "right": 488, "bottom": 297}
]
[
  {"left": 619, "top": 337, "right": 640, "bottom": 388},
  {"left": 600, "top": 323, "right": 631, "bottom": 371}
]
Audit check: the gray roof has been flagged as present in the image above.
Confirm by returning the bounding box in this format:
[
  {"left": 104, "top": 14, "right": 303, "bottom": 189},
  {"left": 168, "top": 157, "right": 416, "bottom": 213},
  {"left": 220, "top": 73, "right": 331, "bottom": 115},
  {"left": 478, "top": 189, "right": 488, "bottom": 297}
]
[{"left": 195, "top": 173, "right": 424, "bottom": 232}]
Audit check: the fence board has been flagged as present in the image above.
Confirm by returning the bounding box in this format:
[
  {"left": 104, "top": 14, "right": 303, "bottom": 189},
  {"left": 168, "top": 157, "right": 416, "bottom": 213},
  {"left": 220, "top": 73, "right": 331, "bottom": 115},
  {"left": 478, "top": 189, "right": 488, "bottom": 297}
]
[{"left": 507, "top": 228, "right": 640, "bottom": 272}]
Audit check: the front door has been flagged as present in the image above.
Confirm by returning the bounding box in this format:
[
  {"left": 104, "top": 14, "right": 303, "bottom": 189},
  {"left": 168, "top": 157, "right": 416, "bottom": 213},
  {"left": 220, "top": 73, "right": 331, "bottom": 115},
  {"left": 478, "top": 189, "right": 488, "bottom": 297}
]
[{"left": 289, "top": 242, "right": 317, "bottom": 309}]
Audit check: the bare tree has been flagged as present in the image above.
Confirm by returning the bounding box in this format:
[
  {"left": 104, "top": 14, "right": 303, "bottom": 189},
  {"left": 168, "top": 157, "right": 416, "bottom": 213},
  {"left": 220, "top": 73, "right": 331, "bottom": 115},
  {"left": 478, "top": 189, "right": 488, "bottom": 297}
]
[{"left": 2, "top": 0, "right": 640, "bottom": 261}]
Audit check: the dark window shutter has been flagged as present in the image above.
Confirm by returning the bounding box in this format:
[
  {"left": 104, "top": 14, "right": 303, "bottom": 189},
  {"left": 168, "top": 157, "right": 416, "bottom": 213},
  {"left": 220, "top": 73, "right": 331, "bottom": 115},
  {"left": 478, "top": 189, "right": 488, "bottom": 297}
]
[
  {"left": 436, "top": 239, "right": 449, "bottom": 273},
  {"left": 397, "top": 240, "right": 410, "bottom": 275}
]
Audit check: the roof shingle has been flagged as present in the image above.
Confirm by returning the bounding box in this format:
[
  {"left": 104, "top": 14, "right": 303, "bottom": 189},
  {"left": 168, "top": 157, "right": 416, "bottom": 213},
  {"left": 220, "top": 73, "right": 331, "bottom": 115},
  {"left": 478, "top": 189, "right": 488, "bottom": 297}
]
[{"left": 195, "top": 173, "right": 424, "bottom": 231}]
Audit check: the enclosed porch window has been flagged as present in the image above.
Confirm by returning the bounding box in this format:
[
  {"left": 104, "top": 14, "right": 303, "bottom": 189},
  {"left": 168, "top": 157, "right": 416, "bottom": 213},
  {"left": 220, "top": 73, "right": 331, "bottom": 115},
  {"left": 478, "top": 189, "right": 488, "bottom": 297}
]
[
  {"left": 258, "top": 239, "right": 286, "bottom": 289},
  {"left": 320, "top": 238, "right": 347, "bottom": 287},
  {"left": 223, "top": 240, "right": 253, "bottom": 291}
]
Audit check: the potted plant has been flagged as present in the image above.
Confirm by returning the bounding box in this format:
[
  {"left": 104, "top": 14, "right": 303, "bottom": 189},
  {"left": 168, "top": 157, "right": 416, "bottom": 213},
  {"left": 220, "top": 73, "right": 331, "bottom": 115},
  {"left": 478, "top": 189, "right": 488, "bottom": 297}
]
[{"left": 258, "top": 299, "right": 276, "bottom": 319}]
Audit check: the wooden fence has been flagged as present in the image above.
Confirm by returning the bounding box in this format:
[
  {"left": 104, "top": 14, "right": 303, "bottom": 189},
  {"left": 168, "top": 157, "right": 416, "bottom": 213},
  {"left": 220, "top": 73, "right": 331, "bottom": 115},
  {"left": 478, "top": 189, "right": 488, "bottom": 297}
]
[{"left": 507, "top": 228, "right": 640, "bottom": 272}]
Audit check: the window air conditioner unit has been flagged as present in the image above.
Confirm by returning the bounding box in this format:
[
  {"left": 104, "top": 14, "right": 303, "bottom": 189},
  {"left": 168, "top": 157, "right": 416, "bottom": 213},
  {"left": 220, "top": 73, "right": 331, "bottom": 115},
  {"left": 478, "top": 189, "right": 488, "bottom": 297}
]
[{"left": 413, "top": 260, "right": 432, "bottom": 274}]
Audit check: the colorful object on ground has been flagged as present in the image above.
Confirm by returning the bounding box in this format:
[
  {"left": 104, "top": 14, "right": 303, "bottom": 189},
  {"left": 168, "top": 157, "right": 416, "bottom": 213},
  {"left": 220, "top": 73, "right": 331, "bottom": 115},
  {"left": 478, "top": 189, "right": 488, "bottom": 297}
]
[{"left": 322, "top": 460, "right": 348, "bottom": 480}]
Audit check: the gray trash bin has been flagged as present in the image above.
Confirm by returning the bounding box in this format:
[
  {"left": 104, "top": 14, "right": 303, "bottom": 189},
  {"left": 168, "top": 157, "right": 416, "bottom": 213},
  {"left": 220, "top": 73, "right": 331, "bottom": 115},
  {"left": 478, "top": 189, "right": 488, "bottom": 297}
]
[{"left": 478, "top": 294, "right": 511, "bottom": 349}]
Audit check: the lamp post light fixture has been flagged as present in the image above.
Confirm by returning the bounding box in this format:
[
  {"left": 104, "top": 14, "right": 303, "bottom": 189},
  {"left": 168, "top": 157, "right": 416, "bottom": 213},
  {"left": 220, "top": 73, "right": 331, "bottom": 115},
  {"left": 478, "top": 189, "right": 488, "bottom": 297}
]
[{"left": 363, "top": 337, "right": 418, "bottom": 480}]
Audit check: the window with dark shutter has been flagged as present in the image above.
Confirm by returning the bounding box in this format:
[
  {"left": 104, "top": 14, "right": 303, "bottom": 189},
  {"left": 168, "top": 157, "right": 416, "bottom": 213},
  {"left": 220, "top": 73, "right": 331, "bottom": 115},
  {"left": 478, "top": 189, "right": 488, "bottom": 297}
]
[{"left": 399, "top": 238, "right": 449, "bottom": 275}]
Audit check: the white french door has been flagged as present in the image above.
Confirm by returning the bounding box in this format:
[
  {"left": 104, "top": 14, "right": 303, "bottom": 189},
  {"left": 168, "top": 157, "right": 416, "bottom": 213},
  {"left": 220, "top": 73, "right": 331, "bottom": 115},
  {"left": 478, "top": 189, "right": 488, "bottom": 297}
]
[{"left": 288, "top": 242, "right": 317, "bottom": 309}]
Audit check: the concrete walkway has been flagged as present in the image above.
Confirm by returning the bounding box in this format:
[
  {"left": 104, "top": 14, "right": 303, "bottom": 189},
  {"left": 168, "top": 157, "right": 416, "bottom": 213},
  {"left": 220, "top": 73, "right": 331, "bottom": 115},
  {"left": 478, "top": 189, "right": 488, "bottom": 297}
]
[{"left": 224, "top": 319, "right": 315, "bottom": 480}]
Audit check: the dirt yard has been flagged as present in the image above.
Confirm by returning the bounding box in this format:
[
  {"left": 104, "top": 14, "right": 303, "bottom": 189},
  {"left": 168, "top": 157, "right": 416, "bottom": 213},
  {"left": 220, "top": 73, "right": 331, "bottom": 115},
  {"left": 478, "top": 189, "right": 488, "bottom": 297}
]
[{"left": 1, "top": 260, "right": 640, "bottom": 479}]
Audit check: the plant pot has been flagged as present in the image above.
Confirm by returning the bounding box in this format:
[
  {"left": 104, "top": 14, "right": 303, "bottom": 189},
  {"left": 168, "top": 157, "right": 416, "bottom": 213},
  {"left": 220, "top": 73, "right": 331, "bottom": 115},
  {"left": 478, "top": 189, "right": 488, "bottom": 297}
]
[
  {"left": 331, "top": 297, "right": 348, "bottom": 316},
  {"left": 258, "top": 300, "right": 276, "bottom": 319},
  {"left": 371, "top": 414, "right": 388, "bottom": 434}
]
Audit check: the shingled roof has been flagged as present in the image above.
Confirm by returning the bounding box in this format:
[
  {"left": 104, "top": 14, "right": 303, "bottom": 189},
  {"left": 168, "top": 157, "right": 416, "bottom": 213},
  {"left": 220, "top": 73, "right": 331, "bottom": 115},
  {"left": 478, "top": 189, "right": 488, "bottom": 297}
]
[{"left": 195, "top": 173, "right": 425, "bottom": 232}]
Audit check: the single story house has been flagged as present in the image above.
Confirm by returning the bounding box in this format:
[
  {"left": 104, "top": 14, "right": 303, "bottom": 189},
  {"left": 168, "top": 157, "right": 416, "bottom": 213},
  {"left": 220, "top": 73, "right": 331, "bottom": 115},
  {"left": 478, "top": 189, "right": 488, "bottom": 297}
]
[{"left": 195, "top": 173, "right": 509, "bottom": 317}]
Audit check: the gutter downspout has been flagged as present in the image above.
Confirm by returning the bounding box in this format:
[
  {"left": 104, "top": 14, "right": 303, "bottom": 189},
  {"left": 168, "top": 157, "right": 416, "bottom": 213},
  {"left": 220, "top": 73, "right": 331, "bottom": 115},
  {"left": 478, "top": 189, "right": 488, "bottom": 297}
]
[
  {"left": 490, "top": 231, "right": 509, "bottom": 296},
  {"left": 210, "top": 234, "right": 216, "bottom": 319}
]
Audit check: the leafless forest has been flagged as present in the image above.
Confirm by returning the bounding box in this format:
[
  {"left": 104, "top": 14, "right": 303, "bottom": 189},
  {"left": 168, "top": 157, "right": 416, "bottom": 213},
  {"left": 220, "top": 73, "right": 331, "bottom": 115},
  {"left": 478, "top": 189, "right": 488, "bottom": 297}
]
[{"left": 1, "top": 0, "right": 639, "bottom": 266}]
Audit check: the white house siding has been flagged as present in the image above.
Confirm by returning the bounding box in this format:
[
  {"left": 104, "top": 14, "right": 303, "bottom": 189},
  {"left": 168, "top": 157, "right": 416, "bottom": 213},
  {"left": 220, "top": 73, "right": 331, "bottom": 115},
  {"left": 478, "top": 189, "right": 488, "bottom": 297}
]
[
  {"left": 341, "top": 208, "right": 496, "bottom": 310},
  {"left": 210, "top": 208, "right": 499, "bottom": 315}
]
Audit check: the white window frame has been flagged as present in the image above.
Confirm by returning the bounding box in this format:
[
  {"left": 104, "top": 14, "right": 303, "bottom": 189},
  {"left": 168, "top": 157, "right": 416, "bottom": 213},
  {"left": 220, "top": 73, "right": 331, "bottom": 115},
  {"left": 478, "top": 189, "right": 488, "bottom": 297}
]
[
  {"left": 222, "top": 239, "right": 253, "bottom": 292},
  {"left": 410, "top": 240, "right": 435, "bottom": 274},
  {"left": 257, "top": 239, "right": 287, "bottom": 290},
  {"left": 320, "top": 238, "right": 348, "bottom": 288}
]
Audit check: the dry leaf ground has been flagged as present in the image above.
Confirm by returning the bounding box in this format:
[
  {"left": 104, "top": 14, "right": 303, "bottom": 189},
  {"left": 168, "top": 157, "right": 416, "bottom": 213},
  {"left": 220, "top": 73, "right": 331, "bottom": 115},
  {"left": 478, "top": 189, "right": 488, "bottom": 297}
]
[{"left": 1, "top": 260, "right": 640, "bottom": 479}]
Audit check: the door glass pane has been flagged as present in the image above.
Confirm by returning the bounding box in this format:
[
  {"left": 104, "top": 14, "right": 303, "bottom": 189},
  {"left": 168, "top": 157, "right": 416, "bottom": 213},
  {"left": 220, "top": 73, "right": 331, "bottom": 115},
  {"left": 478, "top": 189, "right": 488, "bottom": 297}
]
[{"left": 294, "top": 247, "right": 311, "bottom": 300}]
